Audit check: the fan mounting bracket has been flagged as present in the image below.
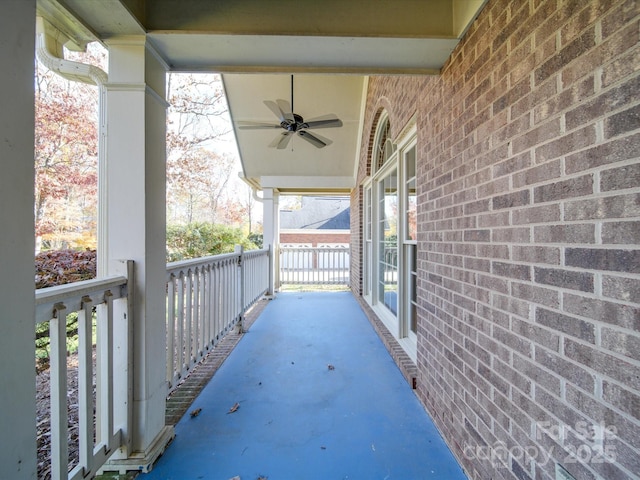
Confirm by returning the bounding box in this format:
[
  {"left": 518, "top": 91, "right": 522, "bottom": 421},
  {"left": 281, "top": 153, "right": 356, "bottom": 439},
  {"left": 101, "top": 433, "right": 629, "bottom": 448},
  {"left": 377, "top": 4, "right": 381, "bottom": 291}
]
[{"left": 281, "top": 113, "right": 306, "bottom": 132}]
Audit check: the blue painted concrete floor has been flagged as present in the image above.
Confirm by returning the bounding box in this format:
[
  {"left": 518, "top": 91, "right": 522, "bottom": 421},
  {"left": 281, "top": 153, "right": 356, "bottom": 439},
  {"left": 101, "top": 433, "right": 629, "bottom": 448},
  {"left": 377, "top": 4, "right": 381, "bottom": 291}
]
[{"left": 140, "top": 292, "right": 467, "bottom": 480}]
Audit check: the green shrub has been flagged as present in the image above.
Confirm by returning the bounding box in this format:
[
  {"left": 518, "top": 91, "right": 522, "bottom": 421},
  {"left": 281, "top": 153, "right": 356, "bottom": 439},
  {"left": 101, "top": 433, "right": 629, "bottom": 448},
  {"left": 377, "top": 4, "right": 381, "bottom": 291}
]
[
  {"left": 248, "top": 232, "right": 263, "bottom": 249},
  {"left": 166, "top": 222, "right": 258, "bottom": 262}
]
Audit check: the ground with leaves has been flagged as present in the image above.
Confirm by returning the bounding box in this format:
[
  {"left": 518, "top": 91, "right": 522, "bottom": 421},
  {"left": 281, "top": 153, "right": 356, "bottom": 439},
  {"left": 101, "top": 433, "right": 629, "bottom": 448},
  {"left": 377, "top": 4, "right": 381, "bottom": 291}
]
[
  {"left": 36, "top": 351, "right": 92, "bottom": 480},
  {"left": 35, "top": 249, "right": 97, "bottom": 289}
]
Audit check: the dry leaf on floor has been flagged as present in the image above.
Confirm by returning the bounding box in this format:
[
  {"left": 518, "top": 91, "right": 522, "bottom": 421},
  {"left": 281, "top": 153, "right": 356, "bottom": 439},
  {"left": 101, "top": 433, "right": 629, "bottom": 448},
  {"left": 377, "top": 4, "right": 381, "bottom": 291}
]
[
  {"left": 227, "top": 402, "right": 240, "bottom": 414},
  {"left": 190, "top": 408, "right": 202, "bottom": 418}
]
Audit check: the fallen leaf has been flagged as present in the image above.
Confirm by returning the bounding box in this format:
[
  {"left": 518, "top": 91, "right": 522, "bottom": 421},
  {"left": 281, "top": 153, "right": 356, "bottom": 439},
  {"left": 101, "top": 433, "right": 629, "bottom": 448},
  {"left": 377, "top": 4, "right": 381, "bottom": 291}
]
[
  {"left": 227, "top": 402, "right": 240, "bottom": 414},
  {"left": 190, "top": 408, "right": 202, "bottom": 418},
  {"left": 327, "top": 364, "right": 335, "bottom": 370}
]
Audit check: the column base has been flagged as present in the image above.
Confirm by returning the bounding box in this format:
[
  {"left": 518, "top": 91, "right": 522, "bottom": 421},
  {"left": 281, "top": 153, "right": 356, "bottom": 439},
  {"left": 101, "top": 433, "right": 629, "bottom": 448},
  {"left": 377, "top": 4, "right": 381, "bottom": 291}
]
[{"left": 98, "top": 425, "right": 175, "bottom": 475}]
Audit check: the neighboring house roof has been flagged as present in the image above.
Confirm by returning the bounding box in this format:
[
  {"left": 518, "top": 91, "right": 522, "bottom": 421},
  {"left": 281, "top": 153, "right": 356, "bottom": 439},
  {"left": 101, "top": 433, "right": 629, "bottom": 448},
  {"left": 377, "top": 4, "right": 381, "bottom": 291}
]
[{"left": 280, "top": 197, "right": 350, "bottom": 230}]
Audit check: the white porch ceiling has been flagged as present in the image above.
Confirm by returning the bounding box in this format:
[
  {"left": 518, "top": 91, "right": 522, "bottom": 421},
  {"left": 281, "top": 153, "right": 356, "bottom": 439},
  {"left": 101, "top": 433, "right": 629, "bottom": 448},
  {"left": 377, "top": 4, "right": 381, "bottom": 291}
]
[
  {"left": 223, "top": 74, "right": 365, "bottom": 193},
  {"left": 36, "top": 0, "right": 488, "bottom": 193}
]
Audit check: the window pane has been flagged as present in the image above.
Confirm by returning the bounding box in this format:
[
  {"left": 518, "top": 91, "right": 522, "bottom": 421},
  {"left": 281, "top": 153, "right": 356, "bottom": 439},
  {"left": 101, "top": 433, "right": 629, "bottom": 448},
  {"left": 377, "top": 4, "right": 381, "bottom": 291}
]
[
  {"left": 409, "top": 244, "right": 417, "bottom": 335},
  {"left": 405, "top": 146, "right": 417, "bottom": 241},
  {"left": 378, "top": 169, "right": 398, "bottom": 316},
  {"left": 365, "top": 186, "right": 372, "bottom": 241}
]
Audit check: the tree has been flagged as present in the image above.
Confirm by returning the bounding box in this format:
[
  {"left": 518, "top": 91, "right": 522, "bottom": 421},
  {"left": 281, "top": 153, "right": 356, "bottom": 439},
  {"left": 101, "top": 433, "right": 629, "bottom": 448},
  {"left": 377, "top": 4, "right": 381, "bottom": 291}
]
[
  {"left": 35, "top": 63, "right": 255, "bottom": 253},
  {"left": 34, "top": 44, "right": 106, "bottom": 251},
  {"left": 166, "top": 73, "right": 239, "bottom": 225},
  {"left": 239, "top": 184, "right": 257, "bottom": 235},
  {"left": 165, "top": 73, "right": 262, "bottom": 231}
]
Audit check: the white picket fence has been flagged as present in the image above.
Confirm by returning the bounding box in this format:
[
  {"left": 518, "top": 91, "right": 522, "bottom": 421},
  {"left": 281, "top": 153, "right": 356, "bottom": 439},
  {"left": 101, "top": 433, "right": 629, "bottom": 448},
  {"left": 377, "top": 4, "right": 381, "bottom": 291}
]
[{"left": 279, "top": 246, "right": 350, "bottom": 285}]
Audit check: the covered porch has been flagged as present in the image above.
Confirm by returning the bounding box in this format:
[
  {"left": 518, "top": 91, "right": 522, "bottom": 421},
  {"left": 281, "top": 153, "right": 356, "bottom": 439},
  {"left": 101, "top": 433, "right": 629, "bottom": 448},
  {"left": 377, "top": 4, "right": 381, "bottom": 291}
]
[
  {"left": 141, "top": 291, "right": 466, "bottom": 480},
  {"left": 3, "top": 1, "right": 639, "bottom": 480},
  {"left": 5, "top": 1, "right": 486, "bottom": 478}
]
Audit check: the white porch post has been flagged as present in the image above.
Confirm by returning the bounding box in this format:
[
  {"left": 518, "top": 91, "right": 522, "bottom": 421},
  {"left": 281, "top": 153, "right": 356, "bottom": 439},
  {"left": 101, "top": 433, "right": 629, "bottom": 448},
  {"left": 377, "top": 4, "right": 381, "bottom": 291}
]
[
  {"left": 262, "top": 188, "right": 280, "bottom": 295},
  {"left": 0, "top": 1, "right": 37, "bottom": 478},
  {"left": 103, "top": 37, "right": 174, "bottom": 470}
]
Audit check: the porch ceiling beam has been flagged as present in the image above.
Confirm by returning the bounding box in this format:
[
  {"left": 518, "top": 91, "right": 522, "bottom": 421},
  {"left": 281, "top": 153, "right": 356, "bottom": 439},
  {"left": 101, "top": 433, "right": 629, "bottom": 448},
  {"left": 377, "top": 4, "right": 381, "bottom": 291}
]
[
  {"left": 260, "top": 175, "right": 355, "bottom": 191},
  {"left": 148, "top": 34, "right": 459, "bottom": 75},
  {"left": 38, "top": 0, "right": 487, "bottom": 74},
  {"left": 144, "top": 0, "right": 487, "bottom": 39}
]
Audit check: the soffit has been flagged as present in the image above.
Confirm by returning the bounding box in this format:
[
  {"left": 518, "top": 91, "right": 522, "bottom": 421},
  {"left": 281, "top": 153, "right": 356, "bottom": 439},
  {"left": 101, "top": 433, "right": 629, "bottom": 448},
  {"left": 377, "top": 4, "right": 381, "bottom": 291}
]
[{"left": 35, "top": 0, "right": 488, "bottom": 193}]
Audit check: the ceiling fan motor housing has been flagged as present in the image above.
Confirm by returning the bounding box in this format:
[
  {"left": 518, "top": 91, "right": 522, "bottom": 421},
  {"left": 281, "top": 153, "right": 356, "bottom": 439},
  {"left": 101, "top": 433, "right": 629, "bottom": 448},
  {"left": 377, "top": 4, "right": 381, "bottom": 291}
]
[{"left": 282, "top": 113, "right": 306, "bottom": 132}]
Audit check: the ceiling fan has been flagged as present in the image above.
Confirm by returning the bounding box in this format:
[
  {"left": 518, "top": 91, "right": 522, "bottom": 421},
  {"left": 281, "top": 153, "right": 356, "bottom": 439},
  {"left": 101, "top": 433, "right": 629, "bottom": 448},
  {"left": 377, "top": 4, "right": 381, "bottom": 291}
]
[{"left": 237, "top": 75, "right": 343, "bottom": 149}]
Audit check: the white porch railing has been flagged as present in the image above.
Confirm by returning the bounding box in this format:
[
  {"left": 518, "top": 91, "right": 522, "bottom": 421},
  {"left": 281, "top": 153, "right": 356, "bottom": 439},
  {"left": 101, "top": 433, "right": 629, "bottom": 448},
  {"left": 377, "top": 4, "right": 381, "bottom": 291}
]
[
  {"left": 165, "top": 247, "right": 270, "bottom": 392},
  {"left": 35, "top": 261, "right": 133, "bottom": 480},
  {"left": 279, "top": 246, "right": 350, "bottom": 285},
  {"left": 34, "top": 248, "right": 269, "bottom": 478}
]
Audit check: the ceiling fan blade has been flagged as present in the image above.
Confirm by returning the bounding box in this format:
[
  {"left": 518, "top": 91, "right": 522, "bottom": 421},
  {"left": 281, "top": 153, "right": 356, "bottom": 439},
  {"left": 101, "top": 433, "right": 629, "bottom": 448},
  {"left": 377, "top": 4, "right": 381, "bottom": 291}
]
[
  {"left": 263, "top": 100, "right": 287, "bottom": 123},
  {"left": 276, "top": 99, "right": 294, "bottom": 122},
  {"left": 237, "top": 121, "right": 282, "bottom": 130},
  {"left": 269, "top": 131, "right": 293, "bottom": 149},
  {"left": 304, "top": 118, "right": 343, "bottom": 129},
  {"left": 298, "top": 130, "right": 331, "bottom": 148}
]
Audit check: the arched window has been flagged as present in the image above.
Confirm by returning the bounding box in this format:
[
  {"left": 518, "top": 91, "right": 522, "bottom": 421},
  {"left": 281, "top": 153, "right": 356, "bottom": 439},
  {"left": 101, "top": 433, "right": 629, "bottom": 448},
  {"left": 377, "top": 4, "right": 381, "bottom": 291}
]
[
  {"left": 363, "top": 110, "right": 417, "bottom": 362},
  {"left": 373, "top": 115, "right": 395, "bottom": 173}
]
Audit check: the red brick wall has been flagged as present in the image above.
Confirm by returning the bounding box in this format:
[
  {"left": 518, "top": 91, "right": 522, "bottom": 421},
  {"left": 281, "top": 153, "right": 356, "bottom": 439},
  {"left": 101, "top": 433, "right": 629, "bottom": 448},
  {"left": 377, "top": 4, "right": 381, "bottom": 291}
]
[
  {"left": 351, "top": 1, "right": 640, "bottom": 479},
  {"left": 280, "top": 232, "right": 350, "bottom": 246}
]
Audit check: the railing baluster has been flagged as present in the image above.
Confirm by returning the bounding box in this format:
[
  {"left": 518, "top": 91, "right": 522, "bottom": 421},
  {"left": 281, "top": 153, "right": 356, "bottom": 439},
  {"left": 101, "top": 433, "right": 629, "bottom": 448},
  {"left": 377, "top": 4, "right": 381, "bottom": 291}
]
[
  {"left": 204, "top": 265, "right": 211, "bottom": 351},
  {"left": 97, "top": 291, "right": 114, "bottom": 452},
  {"left": 177, "top": 272, "right": 185, "bottom": 380},
  {"left": 227, "top": 259, "right": 232, "bottom": 329},
  {"left": 213, "top": 261, "right": 219, "bottom": 343},
  {"left": 220, "top": 261, "right": 226, "bottom": 334},
  {"left": 166, "top": 275, "right": 175, "bottom": 385},
  {"left": 193, "top": 266, "right": 200, "bottom": 361},
  {"left": 78, "top": 295, "right": 94, "bottom": 476},
  {"left": 185, "top": 269, "right": 193, "bottom": 372},
  {"left": 218, "top": 260, "right": 223, "bottom": 337},
  {"left": 50, "top": 303, "right": 69, "bottom": 480},
  {"left": 212, "top": 262, "right": 217, "bottom": 344},
  {"left": 228, "top": 259, "right": 232, "bottom": 326}
]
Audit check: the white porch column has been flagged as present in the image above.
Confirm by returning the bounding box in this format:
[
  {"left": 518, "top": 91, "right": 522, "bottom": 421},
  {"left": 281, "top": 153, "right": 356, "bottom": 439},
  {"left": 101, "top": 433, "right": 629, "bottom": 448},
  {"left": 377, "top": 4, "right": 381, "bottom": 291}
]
[
  {"left": 103, "top": 37, "right": 174, "bottom": 470},
  {"left": 0, "top": 1, "right": 37, "bottom": 478},
  {"left": 262, "top": 188, "right": 280, "bottom": 295}
]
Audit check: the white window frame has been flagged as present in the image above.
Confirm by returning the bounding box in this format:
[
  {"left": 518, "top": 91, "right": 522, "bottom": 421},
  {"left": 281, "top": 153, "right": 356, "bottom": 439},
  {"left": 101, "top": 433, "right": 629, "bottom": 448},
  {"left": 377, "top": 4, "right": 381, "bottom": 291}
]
[{"left": 364, "top": 113, "right": 418, "bottom": 362}]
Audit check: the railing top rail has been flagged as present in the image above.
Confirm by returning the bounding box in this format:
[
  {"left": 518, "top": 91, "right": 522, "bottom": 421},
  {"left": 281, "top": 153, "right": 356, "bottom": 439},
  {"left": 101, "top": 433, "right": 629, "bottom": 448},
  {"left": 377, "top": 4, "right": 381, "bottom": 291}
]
[
  {"left": 280, "top": 246, "right": 349, "bottom": 250},
  {"left": 243, "top": 248, "right": 269, "bottom": 258},
  {"left": 35, "top": 275, "right": 128, "bottom": 324},
  {"left": 166, "top": 248, "right": 269, "bottom": 277},
  {"left": 166, "top": 251, "right": 239, "bottom": 274}
]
